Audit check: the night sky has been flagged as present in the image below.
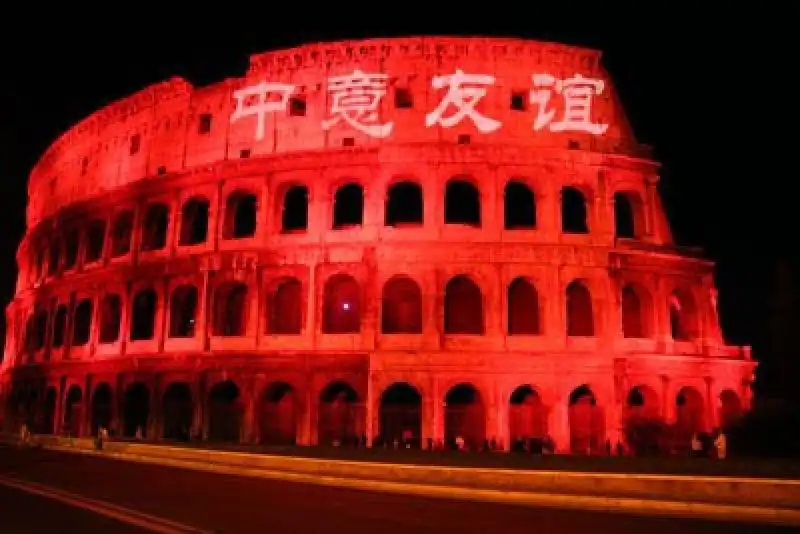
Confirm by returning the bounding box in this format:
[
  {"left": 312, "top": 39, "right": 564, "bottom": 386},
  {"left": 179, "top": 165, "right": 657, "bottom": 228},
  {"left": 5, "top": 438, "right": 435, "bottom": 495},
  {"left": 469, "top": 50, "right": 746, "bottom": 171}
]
[{"left": 0, "top": 8, "right": 794, "bottom": 395}]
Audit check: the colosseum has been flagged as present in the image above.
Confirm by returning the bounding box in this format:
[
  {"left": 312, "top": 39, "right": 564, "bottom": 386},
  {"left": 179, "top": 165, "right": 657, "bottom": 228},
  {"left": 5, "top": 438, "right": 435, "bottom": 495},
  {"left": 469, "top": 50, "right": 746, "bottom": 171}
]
[{"left": 0, "top": 36, "right": 755, "bottom": 454}]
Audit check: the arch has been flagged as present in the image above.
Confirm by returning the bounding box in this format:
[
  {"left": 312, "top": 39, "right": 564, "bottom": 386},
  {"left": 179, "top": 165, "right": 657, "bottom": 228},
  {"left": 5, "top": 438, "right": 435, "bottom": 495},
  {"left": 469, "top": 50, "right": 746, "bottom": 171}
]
[
  {"left": 141, "top": 203, "right": 169, "bottom": 251},
  {"left": 507, "top": 277, "right": 541, "bottom": 335},
  {"left": 130, "top": 288, "right": 158, "bottom": 340},
  {"left": 444, "top": 275, "right": 484, "bottom": 334},
  {"left": 85, "top": 219, "right": 106, "bottom": 262},
  {"left": 566, "top": 280, "right": 594, "bottom": 337},
  {"left": 281, "top": 185, "right": 308, "bottom": 233},
  {"left": 318, "top": 381, "right": 361, "bottom": 445},
  {"left": 42, "top": 387, "right": 57, "bottom": 434},
  {"left": 719, "top": 389, "right": 743, "bottom": 429},
  {"left": 267, "top": 278, "right": 303, "bottom": 335},
  {"left": 509, "top": 385, "right": 547, "bottom": 448},
  {"left": 48, "top": 240, "right": 61, "bottom": 275},
  {"left": 625, "top": 385, "right": 660, "bottom": 419},
  {"left": 213, "top": 282, "right": 248, "bottom": 336},
  {"left": 33, "top": 309, "right": 48, "bottom": 350},
  {"left": 98, "top": 294, "right": 122, "bottom": 343},
  {"left": 169, "top": 285, "right": 198, "bottom": 338},
  {"left": 110, "top": 210, "right": 133, "bottom": 257},
  {"left": 72, "top": 298, "right": 92, "bottom": 346},
  {"left": 91, "top": 383, "right": 113, "bottom": 434},
  {"left": 64, "top": 228, "right": 79, "bottom": 269},
  {"left": 223, "top": 190, "right": 258, "bottom": 239},
  {"left": 624, "top": 385, "right": 665, "bottom": 456},
  {"left": 504, "top": 180, "right": 536, "bottom": 229},
  {"left": 444, "top": 384, "right": 485, "bottom": 450},
  {"left": 613, "top": 191, "right": 642, "bottom": 239},
  {"left": 162, "top": 382, "right": 193, "bottom": 441},
  {"left": 561, "top": 186, "right": 588, "bottom": 234},
  {"left": 322, "top": 274, "right": 361, "bottom": 334},
  {"left": 63, "top": 385, "right": 83, "bottom": 436},
  {"left": 379, "top": 382, "right": 422, "bottom": 447},
  {"left": 621, "top": 284, "right": 652, "bottom": 338},
  {"left": 332, "top": 183, "right": 364, "bottom": 229},
  {"left": 208, "top": 380, "right": 241, "bottom": 442},
  {"left": 259, "top": 382, "right": 297, "bottom": 445},
  {"left": 179, "top": 196, "right": 210, "bottom": 245},
  {"left": 385, "top": 181, "right": 424, "bottom": 226},
  {"left": 444, "top": 178, "right": 480, "bottom": 226},
  {"left": 675, "top": 386, "right": 705, "bottom": 447},
  {"left": 123, "top": 382, "right": 149, "bottom": 438},
  {"left": 568, "top": 385, "right": 605, "bottom": 454},
  {"left": 670, "top": 289, "right": 699, "bottom": 341},
  {"left": 381, "top": 276, "right": 422, "bottom": 334},
  {"left": 52, "top": 305, "right": 68, "bottom": 348}
]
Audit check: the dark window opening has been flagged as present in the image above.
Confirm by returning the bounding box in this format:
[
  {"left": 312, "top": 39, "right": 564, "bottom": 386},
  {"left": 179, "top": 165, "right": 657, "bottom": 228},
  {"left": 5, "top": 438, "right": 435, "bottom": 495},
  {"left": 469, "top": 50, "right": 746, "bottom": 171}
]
[
  {"left": 342, "top": 137, "right": 355, "bottom": 147},
  {"left": 63, "top": 230, "right": 79, "bottom": 269},
  {"left": 47, "top": 242, "right": 61, "bottom": 275},
  {"left": 81, "top": 157, "right": 89, "bottom": 176},
  {"left": 141, "top": 204, "right": 169, "bottom": 251},
  {"left": 289, "top": 97, "right": 306, "bottom": 117},
  {"left": 510, "top": 91, "right": 527, "bottom": 111},
  {"left": 239, "top": 149, "right": 251, "bottom": 159},
  {"left": 395, "top": 88, "right": 413, "bottom": 108},
  {"left": 72, "top": 299, "right": 92, "bottom": 346},
  {"left": 85, "top": 220, "right": 106, "bottom": 262},
  {"left": 561, "top": 186, "right": 589, "bottom": 234},
  {"left": 224, "top": 191, "right": 258, "bottom": 239},
  {"left": 281, "top": 186, "right": 309, "bottom": 233},
  {"left": 130, "top": 134, "right": 141, "bottom": 155},
  {"left": 110, "top": 211, "right": 134, "bottom": 257},
  {"left": 614, "top": 192, "right": 636, "bottom": 238},
  {"left": 169, "top": 285, "right": 198, "bottom": 338},
  {"left": 179, "top": 197, "right": 209, "bottom": 246},
  {"left": 457, "top": 134, "right": 470, "bottom": 145},
  {"left": 131, "top": 289, "right": 158, "bottom": 340},
  {"left": 52, "top": 306, "right": 68, "bottom": 348},
  {"left": 504, "top": 180, "right": 536, "bottom": 229},
  {"left": 385, "top": 181, "right": 423, "bottom": 226},
  {"left": 444, "top": 179, "right": 480, "bottom": 226},
  {"left": 98, "top": 295, "right": 122, "bottom": 343},
  {"left": 332, "top": 183, "right": 364, "bottom": 229}
]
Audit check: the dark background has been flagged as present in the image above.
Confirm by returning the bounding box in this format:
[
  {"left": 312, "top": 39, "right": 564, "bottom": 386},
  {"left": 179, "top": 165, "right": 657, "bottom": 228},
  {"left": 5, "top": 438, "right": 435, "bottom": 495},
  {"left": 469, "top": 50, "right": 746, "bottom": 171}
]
[{"left": 0, "top": 7, "right": 795, "bottom": 399}]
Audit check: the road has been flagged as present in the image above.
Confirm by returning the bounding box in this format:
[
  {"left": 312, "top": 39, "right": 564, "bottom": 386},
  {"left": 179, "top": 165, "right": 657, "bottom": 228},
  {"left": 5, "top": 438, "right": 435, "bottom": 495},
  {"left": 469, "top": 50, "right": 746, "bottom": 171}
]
[{"left": 0, "top": 445, "right": 794, "bottom": 534}]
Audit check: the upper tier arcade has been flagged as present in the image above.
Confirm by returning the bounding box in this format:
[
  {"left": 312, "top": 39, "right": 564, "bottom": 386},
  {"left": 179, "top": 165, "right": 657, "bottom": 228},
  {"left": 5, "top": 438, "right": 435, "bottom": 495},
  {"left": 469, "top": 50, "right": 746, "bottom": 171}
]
[{"left": 27, "top": 36, "right": 649, "bottom": 228}]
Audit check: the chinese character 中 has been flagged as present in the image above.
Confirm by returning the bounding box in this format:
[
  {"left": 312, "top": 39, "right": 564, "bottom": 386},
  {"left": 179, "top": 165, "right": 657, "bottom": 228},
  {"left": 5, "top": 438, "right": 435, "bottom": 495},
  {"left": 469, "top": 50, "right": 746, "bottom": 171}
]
[
  {"left": 230, "top": 81, "right": 296, "bottom": 141},
  {"left": 530, "top": 74, "right": 609, "bottom": 135},
  {"left": 322, "top": 70, "right": 393, "bottom": 138},
  {"left": 426, "top": 69, "right": 501, "bottom": 133}
]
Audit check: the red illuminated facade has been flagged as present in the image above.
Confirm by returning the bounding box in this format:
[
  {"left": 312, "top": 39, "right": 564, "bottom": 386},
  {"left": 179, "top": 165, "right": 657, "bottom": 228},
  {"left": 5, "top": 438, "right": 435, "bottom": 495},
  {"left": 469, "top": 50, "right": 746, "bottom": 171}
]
[{"left": 1, "top": 37, "right": 755, "bottom": 453}]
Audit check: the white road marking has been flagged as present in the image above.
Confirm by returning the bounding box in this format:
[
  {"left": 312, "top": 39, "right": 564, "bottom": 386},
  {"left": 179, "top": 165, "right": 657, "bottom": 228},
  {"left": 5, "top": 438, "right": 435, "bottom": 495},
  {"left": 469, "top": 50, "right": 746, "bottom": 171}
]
[{"left": 0, "top": 475, "right": 214, "bottom": 534}]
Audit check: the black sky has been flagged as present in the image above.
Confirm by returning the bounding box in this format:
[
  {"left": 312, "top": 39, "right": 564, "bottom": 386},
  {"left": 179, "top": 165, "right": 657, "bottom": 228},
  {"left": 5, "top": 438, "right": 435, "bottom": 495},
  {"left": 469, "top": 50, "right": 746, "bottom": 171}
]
[{"left": 0, "top": 7, "right": 794, "bottom": 388}]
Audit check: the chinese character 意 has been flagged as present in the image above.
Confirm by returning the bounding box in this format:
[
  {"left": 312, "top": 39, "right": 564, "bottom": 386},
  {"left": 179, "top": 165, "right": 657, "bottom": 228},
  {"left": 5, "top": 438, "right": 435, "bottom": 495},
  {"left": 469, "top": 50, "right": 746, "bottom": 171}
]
[
  {"left": 530, "top": 73, "right": 609, "bottom": 135},
  {"left": 426, "top": 69, "right": 501, "bottom": 133},
  {"left": 230, "top": 81, "right": 296, "bottom": 141},
  {"left": 322, "top": 70, "right": 393, "bottom": 138}
]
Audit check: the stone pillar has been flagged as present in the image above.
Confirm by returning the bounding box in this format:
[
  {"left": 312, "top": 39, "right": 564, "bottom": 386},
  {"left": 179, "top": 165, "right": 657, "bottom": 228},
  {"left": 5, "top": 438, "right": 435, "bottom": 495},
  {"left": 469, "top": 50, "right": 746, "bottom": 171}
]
[
  {"left": 365, "top": 372, "right": 375, "bottom": 446},
  {"left": 549, "top": 399, "right": 570, "bottom": 453},
  {"left": 298, "top": 378, "right": 314, "bottom": 446},
  {"left": 660, "top": 375, "right": 674, "bottom": 423},
  {"left": 191, "top": 373, "right": 205, "bottom": 440},
  {"left": 704, "top": 376, "right": 717, "bottom": 432},
  {"left": 240, "top": 376, "right": 256, "bottom": 444}
]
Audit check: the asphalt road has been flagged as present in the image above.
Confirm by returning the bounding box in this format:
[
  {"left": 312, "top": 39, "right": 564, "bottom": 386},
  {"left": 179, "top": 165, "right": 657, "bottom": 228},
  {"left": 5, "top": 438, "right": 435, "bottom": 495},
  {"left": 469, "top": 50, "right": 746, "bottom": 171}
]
[{"left": 0, "top": 446, "right": 794, "bottom": 534}]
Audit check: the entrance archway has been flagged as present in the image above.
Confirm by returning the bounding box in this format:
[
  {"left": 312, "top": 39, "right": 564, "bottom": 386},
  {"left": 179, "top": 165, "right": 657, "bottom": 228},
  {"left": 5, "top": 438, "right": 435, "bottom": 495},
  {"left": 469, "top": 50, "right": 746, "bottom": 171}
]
[
  {"left": 63, "top": 385, "right": 83, "bottom": 436},
  {"left": 207, "top": 380, "right": 241, "bottom": 442},
  {"left": 260, "top": 382, "right": 297, "bottom": 445},
  {"left": 91, "top": 383, "right": 113, "bottom": 434},
  {"left": 568, "top": 385, "right": 604, "bottom": 455},
  {"left": 123, "top": 382, "right": 150, "bottom": 438},
  {"left": 719, "top": 389, "right": 743, "bottom": 429},
  {"left": 318, "top": 381, "right": 360, "bottom": 445},
  {"left": 379, "top": 382, "right": 422, "bottom": 447},
  {"left": 162, "top": 382, "right": 193, "bottom": 441},
  {"left": 444, "top": 384, "right": 485, "bottom": 451},
  {"left": 509, "top": 385, "right": 547, "bottom": 449}
]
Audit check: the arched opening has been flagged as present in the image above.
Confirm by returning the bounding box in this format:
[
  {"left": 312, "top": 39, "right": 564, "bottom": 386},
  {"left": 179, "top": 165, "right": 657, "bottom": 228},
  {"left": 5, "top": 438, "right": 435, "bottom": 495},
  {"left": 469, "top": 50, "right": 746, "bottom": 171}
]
[
  {"left": 509, "top": 386, "right": 547, "bottom": 449},
  {"left": 625, "top": 385, "right": 660, "bottom": 420},
  {"left": 33, "top": 310, "right": 48, "bottom": 350},
  {"left": 208, "top": 380, "right": 241, "bottom": 442},
  {"left": 91, "top": 383, "right": 113, "bottom": 434},
  {"left": 444, "top": 179, "right": 480, "bottom": 226},
  {"left": 123, "top": 382, "right": 149, "bottom": 438},
  {"left": 281, "top": 185, "right": 308, "bottom": 233},
  {"left": 48, "top": 241, "right": 61, "bottom": 275},
  {"left": 63, "top": 385, "right": 83, "bottom": 436},
  {"left": 169, "top": 285, "right": 198, "bottom": 338},
  {"left": 267, "top": 278, "right": 303, "bottom": 334},
  {"left": 98, "top": 294, "right": 122, "bottom": 343},
  {"left": 568, "top": 385, "right": 604, "bottom": 454},
  {"left": 561, "top": 186, "right": 588, "bottom": 234},
  {"left": 566, "top": 280, "right": 594, "bottom": 336},
  {"left": 52, "top": 305, "right": 68, "bottom": 348},
  {"left": 162, "top": 382, "right": 193, "bottom": 441},
  {"left": 110, "top": 211, "right": 133, "bottom": 257},
  {"left": 130, "top": 289, "right": 158, "bottom": 340},
  {"left": 71, "top": 298, "right": 92, "bottom": 346},
  {"left": 621, "top": 284, "right": 651, "bottom": 338},
  {"left": 318, "top": 381, "right": 361, "bottom": 445},
  {"left": 213, "top": 282, "right": 248, "bottom": 336},
  {"left": 379, "top": 382, "right": 421, "bottom": 447},
  {"left": 322, "top": 274, "right": 361, "bottom": 333},
  {"left": 675, "top": 386, "right": 705, "bottom": 449},
  {"left": 42, "top": 387, "right": 57, "bottom": 434},
  {"left": 381, "top": 276, "right": 422, "bottom": 334},
  {"left": 444, "top": 384, "right": 485, "bottom": 450},
  {"left": 507, "top": 277, "right": 540, "bottom": 335},
  {"left": 624, "top": 385, "right": 664, "bottom": 456},
  {"left": 385, "top": 181, "right": 423, "bottom": 226},
  {"left": 504, "top": 180, "right": 536, "bottom": 229},
  {"left": 259, "top": 382, "right": 297, "bottom": 445},
  {"left": 224, "top": 190, "right": 257, "bottom": 239},
  {"left": 444, "top": 275, "right": 483, "bottom": 334},
  {"left": 719, "top": 389, "right": 743, "bottom": 430},
  {"left": 64, "top": 229, "right": 79, "bottom": 269},
  {"left": 613, "top": 192, "right": 640, "bottom": 239},
  {"left": 84, "top": 219, "right": 106, "bottom": 262},
  {"left": 179, "top": 196, "right": 209, "bottom": 245},
  {"left": 332, "top": 183, "right": 364, "bottom": 229},
  {"left": 670, "top": 290, "right": 699, "bottom": 341},
  {"left": 141, "top": 203, "right": 169, "bottom": 251}
]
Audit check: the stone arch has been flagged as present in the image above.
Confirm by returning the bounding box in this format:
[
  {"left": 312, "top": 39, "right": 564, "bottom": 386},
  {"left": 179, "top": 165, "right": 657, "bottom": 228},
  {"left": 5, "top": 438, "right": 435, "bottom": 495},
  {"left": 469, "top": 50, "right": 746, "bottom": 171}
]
[
  {"left": 42, "top": 387, "right": 57, "bottom": 434},
  {"left": 85, "top": 219, "right": 106, "bottom": 262},
  {"left": 444, "top": 383, "right": 485, "bottom": 450},
  {"left": 322, "top": 274, "right": 361, "bottom": 334},
  {"left": 110, "top": 210, "right": 134, "bottom": 257},
  {"left": 318, "top": 381, "right": 361, "bottom": 445},
  {"left": 169, "top": 284, "right": 198, "bottom": 338},
  {"left": 568, "top": 385, "right": 605, "bottom": 454},
  {"left": 33, "top": 309, "right": 48, "bottom": 350},
  {"left": 621, "top": 283, "right": 652, "bottom": 338},
  {"left": 212, "top": 282, "right": 248, "bottom": 336},
  {"left": 131, "top": 288, "right": 158, "bottom": 340},
  {"left": 444, "top": 178, "right": 481, "bottom": 226},
  {"left": 52, "top": 304, "right": 68, "bottom": 348},
  {"left": 266, "top": 278, "right": 303, "bottom": 335},
  {"left": 223, "top": 189, "right": 258, "bottom": 239},
  {"left": 675, "top": 386, "right": 705, "bottom": 446},
  {"left": 123, "top": 382, "right": 149, "bottom": 438},
  {"left": 381, "top": 275, "right": 423, "bottom": 334},
  {"left": 504, "top": 180, "right": 536, "bottom": 229},
  {"left": 98, "top": 294, "right": 122, "bottom": 343},
  {"left": 613, "top": 191, "right": 644, "bottom": 239},
  {"left": 48, "top": 240, "right": 61, "bottom": 275},
  {"left": 444, "top": 275, "right": 484, "bottom": 334},
  {"left": 669, "top": 288, "right": 699, "bottom": 341},
  {"left": 259, "top": 382, "right": 297, "bottom": 445},
  {"left": 162, "top": 382, "right": 193, "bottom": 441},
  {"left": 141, "top": 202, "right": 169, "bottom": 251},
  {"left": 379, "top": 382, "right": 422, "bottom": 446},
  {"left": 72, "top": 298, "right": 92, "bottom": 346},
  {"left": 719, "top": 389, "right": 743, "bottom": 430},
  {"left": 63, "top": 385, "right": 83, "bottom": 435},
  {"left": 625, "top": 385, "right": 660, "bottom": 420},
  {"left": 91, "top": 383, "right": 113, "bottom": 434},
  {"left": 566, "top": 279, "right": 594, "bottom": 337},
  {"left": 507, "top": 277, "right": 541, "bottom": 335},
  {"left": 624, "top": 385, "right": 664, "bottom": 456},
  {"left": 281, "top": 185, "right": 309, "bottom": 233},
  {"left": 385, "top": 181, "right": 424, "bottom": 226},
  {"left": 509, "top": 385, "right": 547, "bottom": 448},
  {"left": 207, "top": 380, "right": 241, "bottom": 442},
  {"left": 561, "top": 186, "right": 589, "bottom": 233},
  {"left": 179, "top": 196, "right": 210, "bottom": 245},
  {"left": 332, "top": 183, "right": 364, "bottom": 229},
  {"left": 63, "top": 228, "right": 79, "bottom": 268}
]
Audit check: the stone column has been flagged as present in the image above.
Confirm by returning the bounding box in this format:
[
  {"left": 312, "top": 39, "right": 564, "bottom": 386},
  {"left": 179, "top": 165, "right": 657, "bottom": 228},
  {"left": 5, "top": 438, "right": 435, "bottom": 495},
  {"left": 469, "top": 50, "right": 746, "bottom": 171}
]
[{"left": 549, "top": 399, "right": 570, "bottom": 453}]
